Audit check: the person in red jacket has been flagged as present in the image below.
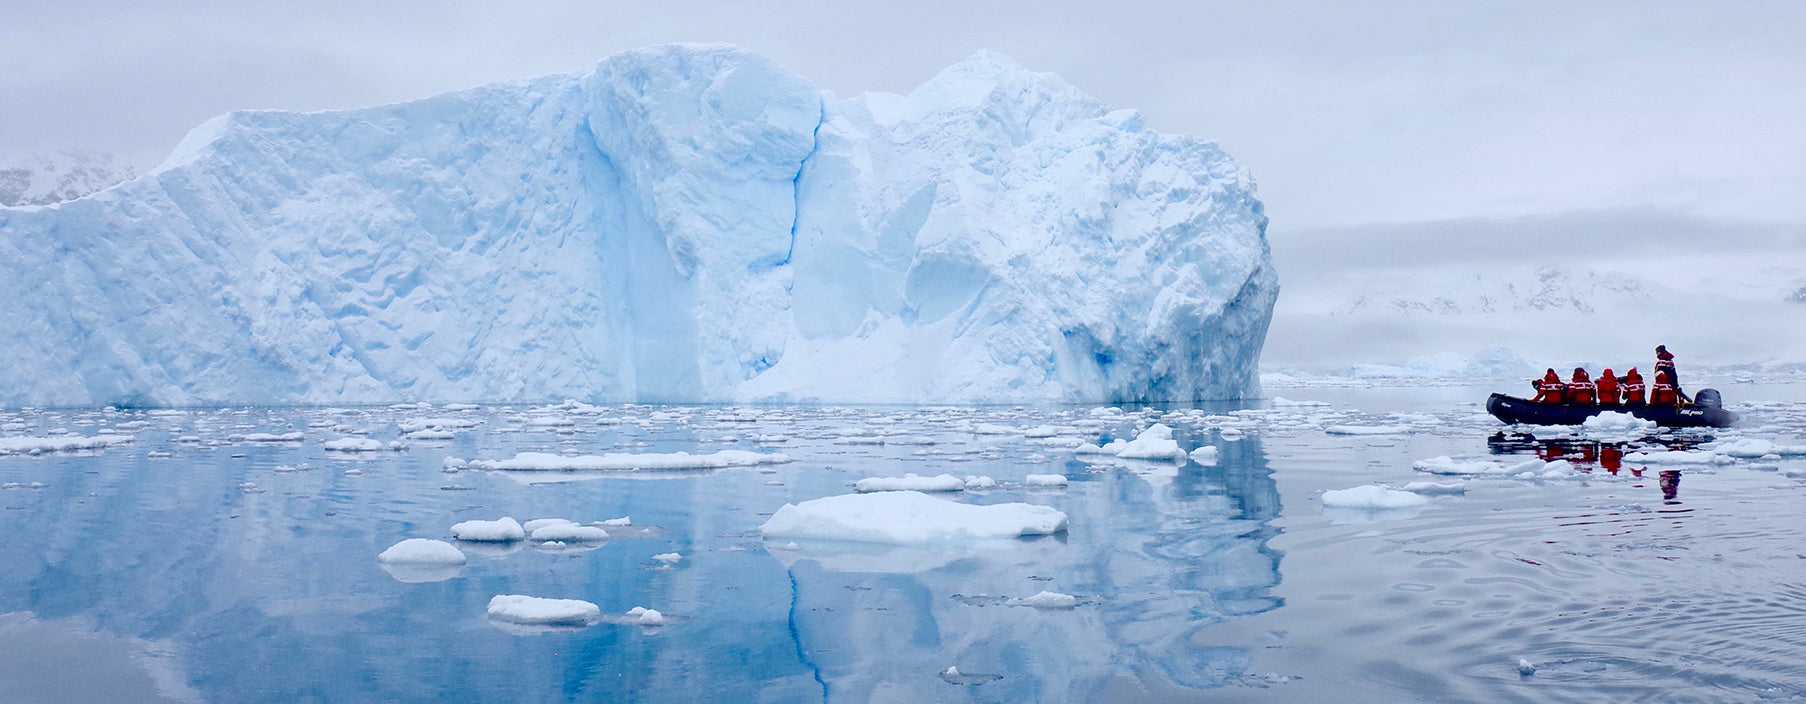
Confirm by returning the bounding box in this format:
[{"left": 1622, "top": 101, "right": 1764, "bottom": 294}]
[
  {"left": 1651, "top": 370, "right": 1681, "bottom": 406},
  {"left": 1621, "top": 368, "right": 1647, "bottom": 405},
  {"left": 1532, "top": 368, "right": 1565, "bottom": 404},
  {"left": 1596, "top": 369, "right": 1620, "bottom": 406},
  {"left": 1568, "top": 368, "right": 1598, "bottom": 405},
  {"left": 1655, "top": 345, "right": 1679, "bottom": 394}
]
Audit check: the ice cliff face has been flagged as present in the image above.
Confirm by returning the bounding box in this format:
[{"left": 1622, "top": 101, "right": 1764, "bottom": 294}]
[{"left": 0, "top": 44, "right": 1274, "bottom": 407}]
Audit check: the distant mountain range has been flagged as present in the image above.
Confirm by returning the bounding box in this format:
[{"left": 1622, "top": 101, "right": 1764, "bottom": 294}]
[{"left": 0, "top": 149, "right": 136, "bottom": 207}]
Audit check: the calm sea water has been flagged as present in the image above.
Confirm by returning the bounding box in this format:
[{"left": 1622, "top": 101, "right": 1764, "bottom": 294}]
[{"left": 2, "top": 380, "right": 1804, "bottom": 703}]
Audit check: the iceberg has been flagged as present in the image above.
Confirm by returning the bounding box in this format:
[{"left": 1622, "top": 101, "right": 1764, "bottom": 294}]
[{"left": 0, "top": 44, "right": 1274, "bottom": 406}]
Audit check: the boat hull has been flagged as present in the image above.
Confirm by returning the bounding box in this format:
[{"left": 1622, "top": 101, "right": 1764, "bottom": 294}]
[{"left": 1486, "top": 392, "right": 1737, "bottom": 428}]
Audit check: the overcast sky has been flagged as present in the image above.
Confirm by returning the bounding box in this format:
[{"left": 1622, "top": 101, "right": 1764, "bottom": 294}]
[
  {"left": 8, "top": 0, "right": 1804, "bottom": 230},
  {"left": 6, "top": 0, "right": 1803, "bottom": 364}
]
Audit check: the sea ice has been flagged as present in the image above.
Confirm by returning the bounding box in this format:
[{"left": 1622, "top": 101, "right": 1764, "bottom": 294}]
[
  {"left": 1413, "top": 456, "right": 1541, "bottom": 476},
  {"left": 1009, "top": 591, "right": 1081, "bottom": 608},
  {"left": 530, "top": 524, "right": 609, "bottom": 542},
  {"left": 1325, "top": 425, "right": 1410, "bottom": 436},
  {"left": 855, "top": 473, "right": 965, "bottom": 493},
  {"left": 1321, "top": 486, "right": 1429, "bottom": 509},
  {"left": 323, "top": 438, "right": 404, "bottom": 452},
  {"left": 451, "top": 517, "right": 526, "bottom": 542},
  {"left": 1189, "top": 446, "right": 1220, "bottom": 465},
  {"left": 759, "top": 491, "right": 1068, "bottom": 543},
  {"left": 487, "top": 595, "right": 601, "bottom": 626},
  {"left": 624, "top": 607, "right": 668, "bottom": 626},
  {"left": 1023, "top": 474, "right": 1069, "bottom": 487},
  {"left": 376, "top": 539, "right": 467, "bottom": 565},
  {"left": 460, "top": 450, "right": 790, "bottom": 472},
  {"left": 0, "top": 435, "right": 134, "bottom": 456}
]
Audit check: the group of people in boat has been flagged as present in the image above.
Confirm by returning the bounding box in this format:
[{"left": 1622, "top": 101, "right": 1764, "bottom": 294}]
[{"left": 1530, "top": 345, "right": 1687, "bottom": 407}]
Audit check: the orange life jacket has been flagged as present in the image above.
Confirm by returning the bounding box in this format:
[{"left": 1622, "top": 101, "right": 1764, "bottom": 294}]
[
  {"left": 1569, "top": 374, "right": 1597, "bottom": 404},
  {"left": 1596, "top": 374, "right": 1619, "bottom": 403},
  {"left": 1622, "top": 377, "right": 1646, "bottom": 403},
  {"left": 1651, "top": 378, "right": 1678, "bottom": 405}
]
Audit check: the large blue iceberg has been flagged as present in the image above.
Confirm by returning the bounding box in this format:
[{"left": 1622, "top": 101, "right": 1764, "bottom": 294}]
[{"left": 0, "top": 44, "right": 1275, "bottom": 407}]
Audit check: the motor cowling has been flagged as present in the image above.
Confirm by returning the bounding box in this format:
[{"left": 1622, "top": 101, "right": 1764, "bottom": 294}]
[{"left": 1694, "top": 388, "right": 1723, "bottom": 408}]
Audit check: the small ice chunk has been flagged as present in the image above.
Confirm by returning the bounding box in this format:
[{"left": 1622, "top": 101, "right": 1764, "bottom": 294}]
[
  {"left": 324, "top": 437, "right": 404, "bottom": 452},
  {"left": 523, "top": 518, "right": 575, "bottom": 533},
  {"left": 625, "top": 606, "right": 668, "bottom": 625},
  {"left": 0, "top": 434, "right": 135, "bottom": 456},
  {"left": 1075, "top": 439, "right": 1128, "bottom": 455},
  {"left": 1325, "top": 425, "right": 1410, "bottom": 436},
  {"left": 487, "top": 595, "right": 601, "bottom": 625},
  {"left": 1113, "top": 424, "right": 1188, "bottom": 460},
  {"left": 451, "top": 517, "right": 525, "bottom": 542},
  {"left": 652, "top": 552, "right": 682, "bottom": 563},
  {"left": 1321, "top": 485, "right": 1429, "bottom": 509},
  {"left": 1189, "top": 446, "right": 1220, "bottom": 465},
  {"left": 601, "top": 517, "right": 632, "bottom": 526},
  {"left": 531, "top": 524, "right": 609, "bottom": 541},
  {"left": 1518, "top": 658, "right": 1536, "bottom": 676},
  {"left": 760, "top": 491, "right": 1067, "bottom": 543},
  {"left": 1624, "top": 450, "right": 1727, "bottom": 465},
  {"left": 1398, "top": 481, "right": 1464, "bottom": 495},
  {"left": 962, "top": 475, "right": 997, "bottom": 489},
  {"left": 464, "top": 450, "right": 789, "bottom": 471},
  {"left": 1010, "top": 591, "right": 1080, "bottom": 608},
  {"left": 855, "top": 473, "right": 965, "bottom": 493},
  {"left": 1023, "top": 474, "right": 1068, "bottom": 487},
  {"left": 377, "top": 538, "right": 467, "bottom": 565}
]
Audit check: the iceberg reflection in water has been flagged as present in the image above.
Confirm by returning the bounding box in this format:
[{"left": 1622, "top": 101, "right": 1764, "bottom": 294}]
[
  {"left": 0, "top": 403, "right": 1280, "bottom": 703},
  {"left": 775, "top": 437, "right": 1282, "bottom": 701}
]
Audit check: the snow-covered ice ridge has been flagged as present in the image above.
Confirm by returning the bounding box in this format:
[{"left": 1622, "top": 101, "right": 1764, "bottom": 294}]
[{"left": 0, "top": 44, "right": 1273, "bottom": 408}]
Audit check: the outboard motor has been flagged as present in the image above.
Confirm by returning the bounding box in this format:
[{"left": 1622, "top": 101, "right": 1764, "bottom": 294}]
[{"left": 1694, "top": 388, "right": 1723, "bottom": 408}]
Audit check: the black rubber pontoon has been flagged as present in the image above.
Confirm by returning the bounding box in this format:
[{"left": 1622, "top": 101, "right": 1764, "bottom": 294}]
[{"left": 1486, "top": 389, "right": 1736, "bottom": 428}]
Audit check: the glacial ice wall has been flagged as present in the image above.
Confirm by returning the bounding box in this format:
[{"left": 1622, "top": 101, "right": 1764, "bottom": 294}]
[{"left": 0, "top": 44, "right": 1274, "bottom": 407}]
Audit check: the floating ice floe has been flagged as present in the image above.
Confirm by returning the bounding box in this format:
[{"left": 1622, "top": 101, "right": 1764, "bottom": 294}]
[
  {"left": 526, "top": 520, "right": 609, "bottom": 542},
  {"left": 1579, "top": 412, "right": 1656, "bottom": 435},
  {"left": 323, "top": 438, "right": 406, "bottom": 452},
  {"left": 1398, "top": 481, "right": 1465, "bottom": 495},
  {"left": 0, "top": 434, "right": 135, "bottom": 456},
  {"left": 377, "top": 539, "right": 467, "bottom": 565},
  {"left": 652, "top": 553, "right": 681, "bottom": 564},
  {"left": 1711, "top": 438, "right": 1806, "bottom": 458},
  {"left": 377, "top": 539, "right": 468, "bottom": 582},
  {"left": 234, "top": 432, "right": 305, "bottom": 442},
  {"left": 487, "top": 595, "right": 601, "bottom": 626},
  {"left": 1325, "top": 424, "right": 1410, "bottom": 436},
  {"left": 1008, "top": 591, "right": 1080, "bottom": 609},
  {"left": 1321, "top": 485, "right": 1428, "bottom": 509},
  {"left": 760, "top": 491, "right": 1068, "bottom": 543},
  {"left": 623, "top": 606, "right": 668, "bottom": 626},
  {"left": 1269, "top": 397, "right": 1330, "bottom": 407},
  {"left": 454, "top": 450, "right": 791, "bottom": 472},
  {"left": 1023, "top": 474, "right": 1068, "bottom": 487},
  {"left": 1076, "top": 423, "right": 1189, "bottom": 461},
  {"left": 856, "top": 473, "right": 965, "bottom": 493},
  {"left": 1413, "top": 456, "right": 1543, "bottom": 476},
  {"left": 451, "top": 517, "right": 526, "bottom": 542},
  {"left": 1521, "top": 459, "right": 1578, "bottom": 478},
  {"left": 1189, "top": 446, "right": 1220, "bottom": 465},
  {"left": 962, "top": 475, "right": 997, "bottom": 489},
  {"left": 1623, "top": 450, "right": 1732, "bottom": 465}
]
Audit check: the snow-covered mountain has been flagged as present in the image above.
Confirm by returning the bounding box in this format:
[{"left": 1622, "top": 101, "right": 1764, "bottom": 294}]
[
  {"left": 1332, "top": 266, "right": 1663, "bottom": 316},
  {"left": 0, "top": 44, "right": 1274, "bottom": 407},
  {"left": 0, "top": 149, "right": 137, "bottom": 207}
]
